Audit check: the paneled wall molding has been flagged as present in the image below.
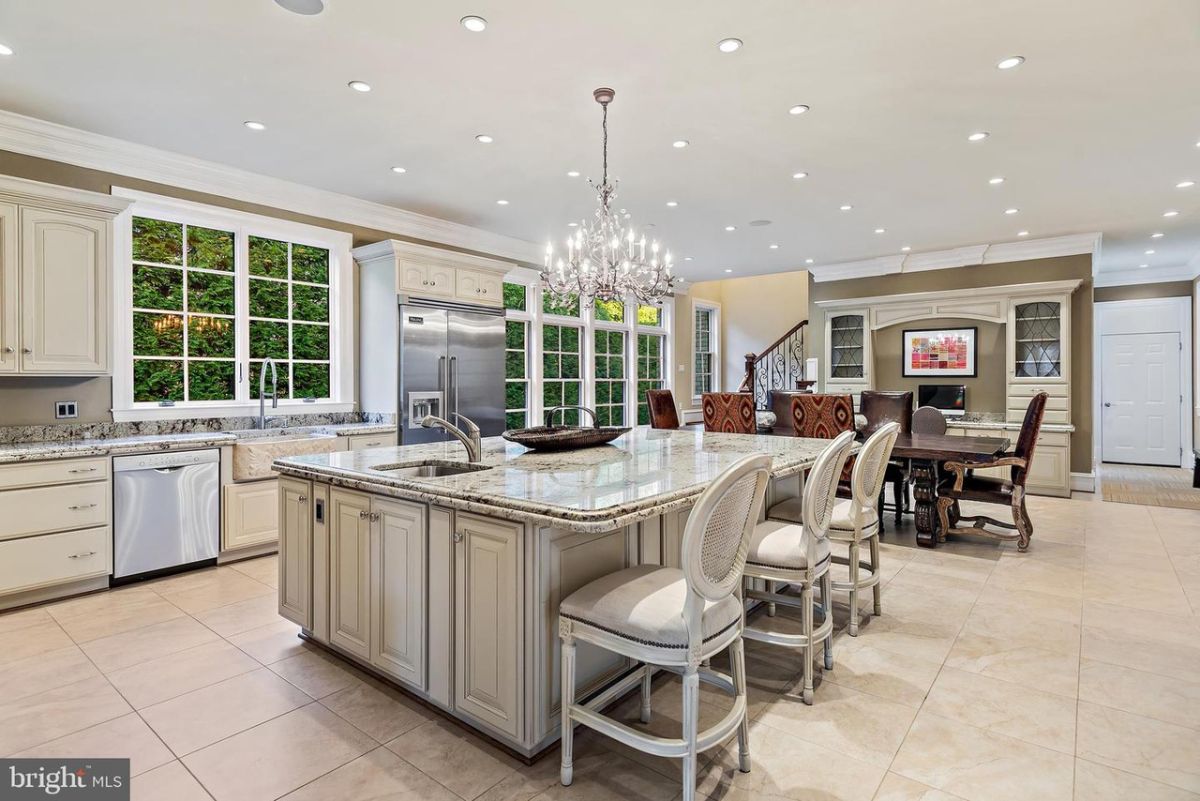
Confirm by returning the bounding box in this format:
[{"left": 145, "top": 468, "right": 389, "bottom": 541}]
[
  {"left": 0, "top": 109, "right": 544, "bottom": 265},
  {"left": 810, "top": 233, "right": 1101, "bottom": 283},
  {"left": 815, "top": 279, "right": 1082, "bottom": 331}
]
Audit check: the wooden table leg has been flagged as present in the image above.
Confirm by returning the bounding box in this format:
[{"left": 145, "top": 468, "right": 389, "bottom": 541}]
[{"left": 909, "top": 459, "right": 940, "bottom": 548}]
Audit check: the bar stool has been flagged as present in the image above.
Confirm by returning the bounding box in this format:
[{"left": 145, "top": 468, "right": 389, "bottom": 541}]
[
  {"left": 828, "top": 422, "right": 900, "bottom": 635},
  {"left": 741, "top": 430, "right": 856, "bottom": 704},
  {"left": 558, "top": 453, "right": 771, "bottom": 801}
]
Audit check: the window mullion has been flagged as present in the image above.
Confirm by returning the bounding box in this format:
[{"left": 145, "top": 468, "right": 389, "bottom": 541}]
[{"left": 234, "top": 224, "right": 251, "bottom": 404}]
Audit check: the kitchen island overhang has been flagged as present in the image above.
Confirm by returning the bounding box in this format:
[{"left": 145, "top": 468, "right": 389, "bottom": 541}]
[{"left": 271, "top": 428, "right": 845, "bottom": 757}]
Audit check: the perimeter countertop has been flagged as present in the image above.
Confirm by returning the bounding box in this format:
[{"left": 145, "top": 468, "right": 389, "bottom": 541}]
[
  {"left": 273, "top": 427, "right": 839, "bottom": 534},
  {"left": 0, "top": 423, "right": 397, "bottom": 464}
]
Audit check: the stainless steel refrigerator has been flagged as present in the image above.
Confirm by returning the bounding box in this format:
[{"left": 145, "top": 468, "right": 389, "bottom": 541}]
[{"left": 398, "top": 299, "right": 506, "bottom": 445}]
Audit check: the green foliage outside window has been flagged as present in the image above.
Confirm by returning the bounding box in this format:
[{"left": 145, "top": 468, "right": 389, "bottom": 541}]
[
  {"left": 132, "top": 218, "right": 182, "bottom": 265},
  {"left": 637, "top": 304, "right": 663, "bottom": 326},
  {"left": 189, "top": 361, "right": 236, "bottom": 401},
  {"left": 134, "top": 360, "right": 184, "bottom": 403},
  {"left": 503, "top": 282, "right": 526, "bottom": 311},
  {"left": 594, "top": 329, "right": 626, "bottom": 426},
  {"left": 250, "top": 279, "right": 288, "bottom": 319},
  {"left": 636, "top": 333, "right": 665, "bottom": 424},
  {"left": 504, "top": 320, "right": 527, "bottom": 430},
  {"left": 249, "top": 236, "right": 288, "bottom": 278},
  {"left": 133, "top": 265, "right": 183, "bottom": 311},
  {"left": 594, "top": 298, "right": 625, "bottom": 323},
  {"left": 187, "top": 226, "right": 234, "bottom": 271},
  {"left": 542, "top": 323, "right": 581, "bottom": 425},
  {"left": 187, "top": 272, "right": 234, "bottom": 316},
  {"left": 543, "top": 291, "right": 580, "bottom": 317}
]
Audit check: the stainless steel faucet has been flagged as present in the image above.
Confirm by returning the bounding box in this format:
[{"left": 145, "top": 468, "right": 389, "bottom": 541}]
[
  {"left": 544, "top": 405, "right": 599, "bottom": 429},
  {"left": 421, "top": 413, "right": 483, "bottom": 463},
  {"left": 258, "top": 357, "right": 278, "bottom": 429}
]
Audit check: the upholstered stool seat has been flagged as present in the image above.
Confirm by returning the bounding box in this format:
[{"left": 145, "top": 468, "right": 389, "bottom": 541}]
[
  {"left": 559, "top": 565, "right": 743, "bottom": 660},
  {"left": 747, "top": 521, "right": 831, "bottom": 570}
]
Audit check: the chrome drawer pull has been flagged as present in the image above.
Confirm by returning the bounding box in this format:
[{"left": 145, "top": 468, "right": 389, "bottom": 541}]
[
  {"left": 363, "top": 441, "right": 381, "bottom": 447},
  {"left": 67, "top": 551, "right": 97, "bottom": 559},
  {"left": 67, "top": 467, "right": 98, "bottom": 474},
  {"left": 68, "top": 503, "right": 98, "bottom": 510}
]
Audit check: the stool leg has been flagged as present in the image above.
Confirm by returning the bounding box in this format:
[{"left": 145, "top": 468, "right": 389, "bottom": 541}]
[
  {"left": 560, "top": 636, "right": 576, "bottom": 786},
  {"left": 639, "top": 664, "right": 653, "bottom": 724},
  {"left": 801, "top": 581, "right": 814, "bottom": 705},
  {"left": 731, "top": 637, "right": 751, "bottom": 773},
  {"left": 848, "top": 539, "right": 861, "bottom": 637},
  {"left": 766, "top": 580, "right": 777, "bottom": 617},
  {"left": 869, "top": 535, "right": 882, "bottom": 616},
  {"left": 682, "top": 666, "right": 700, "bottom": 801},
  {"left": 820, "top": 571, "right": 834, "bottom": 671}
]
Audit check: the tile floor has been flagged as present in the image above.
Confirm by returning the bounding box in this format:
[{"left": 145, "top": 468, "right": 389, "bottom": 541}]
[{"left": 1, "top": 492, "right": 1198, "bottom": 801}]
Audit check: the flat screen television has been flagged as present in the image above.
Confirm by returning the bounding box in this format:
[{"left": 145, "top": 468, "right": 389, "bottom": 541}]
[{"left": 918, "top": 384, "right": 966, "bottom": 417}]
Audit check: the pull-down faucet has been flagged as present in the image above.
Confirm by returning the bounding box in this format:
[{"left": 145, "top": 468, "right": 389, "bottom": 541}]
[
  {"left": 421, "top": 413, "right": 483, "bottom": 463},
  {"left": 258, "top": 357, "right": 278, "bottom": 429}
]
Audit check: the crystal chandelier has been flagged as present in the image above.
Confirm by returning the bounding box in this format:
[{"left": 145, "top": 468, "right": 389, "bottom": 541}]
[{"left": 542, "top": 87, "right": 675, "bottom": 305}]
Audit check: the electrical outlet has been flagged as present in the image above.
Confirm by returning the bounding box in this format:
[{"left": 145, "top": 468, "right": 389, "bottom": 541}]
[{"left": 55, "top": 400, "right": 79, "bottom": 419}]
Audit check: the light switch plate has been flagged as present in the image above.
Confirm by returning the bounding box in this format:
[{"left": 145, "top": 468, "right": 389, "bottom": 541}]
[{"left": 55, "top": 400, "right": 79, "bottom": 419}]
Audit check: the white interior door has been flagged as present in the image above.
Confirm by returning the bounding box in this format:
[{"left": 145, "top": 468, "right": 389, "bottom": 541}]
[{"left": 1101, "top": 332, "right": 1181, "bottom": 466}]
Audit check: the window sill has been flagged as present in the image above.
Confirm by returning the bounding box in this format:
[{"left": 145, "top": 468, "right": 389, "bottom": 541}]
[{"left": 112, "top": 401, "right": 356, "bottom": 423}]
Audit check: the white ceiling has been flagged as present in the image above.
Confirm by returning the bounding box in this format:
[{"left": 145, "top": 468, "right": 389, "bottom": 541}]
[{"left": 1, "top": 0, "right": 1198, "bottom": 281}]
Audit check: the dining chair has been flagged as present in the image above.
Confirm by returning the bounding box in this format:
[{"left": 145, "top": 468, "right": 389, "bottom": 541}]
[
  {"left": 860, "top": 391, "right": 912, "bottom": 526},
  {"left": 701, "top": 392, "right": 756, "bottom": 433},
  {"left": 646, "top": 389, "right": 681, "bottom": 429},
  {"left": 936, "top": 392, "right": 1047, "bottom": 551},
  {"left": 911, "top": 405, "right": 948, "bottom": 435},
  {"left": 559, "top": 453, "right": 771, "bottom": 801},
  {"left": 741, "top": 430, "right": 856, "bottom": 704},
  {"left": 828, "top": 422, "right": 900, "bottom": 635}
]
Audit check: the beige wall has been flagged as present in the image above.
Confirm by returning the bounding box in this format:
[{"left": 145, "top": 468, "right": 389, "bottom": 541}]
[
  {"left": 1195, "top": 277, "right": 1200, "bottom": 451},
  {"left": 873, "top": 318, "right": 1007, "bottom": 412},
  {"left": 809, "top": 254, "right": 1094, "bottom": 473},
  {"left": 1093, "top": 281, "right": 1194, "bottom": 303},
  {"left": 0, "top": 377, "right": 114, "bottom": 426}
]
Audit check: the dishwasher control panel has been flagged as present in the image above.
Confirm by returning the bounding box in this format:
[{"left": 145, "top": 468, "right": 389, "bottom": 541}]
[{"left": 113, "top": 449, "right": 220, "bottom": 472}]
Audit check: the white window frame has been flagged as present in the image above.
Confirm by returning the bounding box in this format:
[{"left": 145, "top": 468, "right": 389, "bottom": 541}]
[
  {"left": 111, "top": 188, "right": 354, "bottom": 421},
  {"left": 502, "top": 267, "right": 674, "bottom": 428},
  {"left": 692, "top": 299, "right": 721, "bottom": 401}
]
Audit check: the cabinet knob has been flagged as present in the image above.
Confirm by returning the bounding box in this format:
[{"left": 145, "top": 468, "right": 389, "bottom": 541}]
[
  {"left": 2, "top": 346, "right": 12, "bottom": 354},
  {"left": 453, "top": 531, "right": 464, "bottom": 543},
  {"left": 359, "top": 510, "right": 369, "bottom": 519},
  {"left": 370, "top": 512, "right": 380, "bottom": 522},
  {"left": 22, "top": 347, "right": 31, "bottom": 354},
  {"left": 297, "top": 495, "right": 308, "bottom": 502}
]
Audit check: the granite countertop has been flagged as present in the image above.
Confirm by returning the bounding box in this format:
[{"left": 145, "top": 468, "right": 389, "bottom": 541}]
[
  {"left": 274, "top": 428, "right": 841, "bottom": 534},
  {"left": 943, "top": 413, "right": 1074, "bottom": 434},
  {"left": 0, "top": 423, "right": 397, "bottom": 464}
]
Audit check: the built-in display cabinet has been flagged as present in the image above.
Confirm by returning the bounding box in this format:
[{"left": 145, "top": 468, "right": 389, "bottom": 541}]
[
  {"left": 816, "top": 280, "right": 1080, "bottom": 496},
  {"left": 0, "top": 177, "right": 130, "bottom": 375}
]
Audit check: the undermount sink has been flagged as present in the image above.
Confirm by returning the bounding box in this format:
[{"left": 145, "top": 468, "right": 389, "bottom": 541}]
[
  {"left": 232, "top": 432, "right": 341, "bottom": 481},
  {"left": 371, "top": 460, "right": 491, "bottom": 479}
]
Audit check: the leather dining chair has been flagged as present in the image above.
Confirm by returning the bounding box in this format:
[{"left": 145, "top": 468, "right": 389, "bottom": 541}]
[
  {"left": 701, "top": 392, "right": 756, "bottom": 433},
  {"left": 646, "top": 389, "right": 680, "bottom": 429},
  {"left": 911, "top": 405, "right": 948, "bottom": 435},
  {"left": 860, "top": 390, "right": 913, "bottom": 526}
]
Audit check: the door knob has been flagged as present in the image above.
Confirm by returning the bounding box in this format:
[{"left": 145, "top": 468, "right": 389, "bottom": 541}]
[{"left": 1104, "top": 402, "right": 1112, "bottom": 408}]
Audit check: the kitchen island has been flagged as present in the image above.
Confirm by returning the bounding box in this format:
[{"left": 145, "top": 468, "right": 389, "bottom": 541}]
[{"left": 272, "top": 427, "right": 835, "bottom": 757}]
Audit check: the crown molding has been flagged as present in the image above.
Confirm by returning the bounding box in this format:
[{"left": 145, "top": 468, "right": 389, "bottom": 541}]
[
  {"left": 810, "top": 232, "right": 1102, "bottom": 283},
  {"left": 352, "top": 238, "right": 515, "bottom": 274},
  {"left": 0, "top": 172, "right": 132, "bottom": 215},
  {"left": 0, "top": 109, "right": 544, "bottom": 265},
  {"left": 1093, "top": 262, "right": 1199, "bottom": 288}
]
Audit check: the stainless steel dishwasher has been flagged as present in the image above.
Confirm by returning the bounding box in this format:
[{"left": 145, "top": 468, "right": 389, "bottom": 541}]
[{"left": 112, "top": 449, "right": 220, "bottom": 582}]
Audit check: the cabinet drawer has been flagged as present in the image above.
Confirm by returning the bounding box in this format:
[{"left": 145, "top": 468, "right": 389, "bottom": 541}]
[
  {"left": 0, "top": 527, "right": 110, "bottom": 594},
  {"left": 1009, "top": 394, "right": 1068, "bottom": 413},
  {"left": 1009, "top": 382, "right": 1068, "bottom": 398},
  {"left": 0, "top": 457, "right": 109, "bottom": 490},
  {"left": 1037, "top": 431, "right": 1070, "bottom": 448},
  {"left": 346, "top": 432, "right": 397, "bottom": 450},
  {"left": 1009, "top": 408, "right": 1069, "bottom": 425},
  {"left": 0, "top": 481, "right": 109, "bottom": 540}
]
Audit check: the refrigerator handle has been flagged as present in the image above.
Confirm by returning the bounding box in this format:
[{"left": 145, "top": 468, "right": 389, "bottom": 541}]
[{"left": 449, "top": 355, "right": 459, "bottom": 418}]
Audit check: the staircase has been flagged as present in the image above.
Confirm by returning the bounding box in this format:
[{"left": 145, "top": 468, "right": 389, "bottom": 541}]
[{"left": 738, "top": 319, "right": 811, "bottom": 410}]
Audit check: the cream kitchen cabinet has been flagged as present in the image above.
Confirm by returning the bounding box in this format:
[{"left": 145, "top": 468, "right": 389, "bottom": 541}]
[
  {"left": 354, "top": 239, "right": 513, "bottom": 310},
  {"left": 329, "top": 488, "right": 373, "bottom": 660},
  {"left": 454, "top": 268, "right": 503, "bottom": 305},
  {"left": 398, "top": 261, "right": 454, "bottom": 298},
  {"left": 277, "top": 477, "right": 312, "bottom": 629},
  {"left": 222, "top": 480, "right": 280, "bottom": 551},
  {"left": 370, "top": 497, "right": 426, "bottom": 689},
  {"left": 0, "top": 177, "right": 129, "bottom": 376},
  {"left": 347, "top": 431, "right": 397, "bottom": 450}
]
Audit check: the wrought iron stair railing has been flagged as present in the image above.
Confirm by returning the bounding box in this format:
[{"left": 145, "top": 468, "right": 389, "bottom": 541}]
[{"left": 737, "top": 319, "right": 809, "bottom": 410}]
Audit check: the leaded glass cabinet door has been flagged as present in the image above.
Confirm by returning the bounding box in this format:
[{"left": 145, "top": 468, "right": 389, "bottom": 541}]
[
  {"left": 1012, "top": 301, "right": 1063, "bottom": 379},
  {"left": 828, "top": 313, "right": 866, "bottom": 380}
]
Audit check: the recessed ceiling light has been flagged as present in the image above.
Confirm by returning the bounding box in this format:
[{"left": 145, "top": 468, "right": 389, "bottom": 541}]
[
  {"left": 1017, "top": 230, "right": 1030, "bottom": 237},
  {"left": 568, "top": 222, "right": 578, "bottom": 227},
  {"left": 0, "top": 43, "right": 13, "bottom": 56},
  {"left": 1004, "top": 208, "right": 1019, "bottom": 215},
  {"left": 805, "top": 258, "right": 814, "bottom": 264},
  {"left": 274, "top": 0, "right": 325, "bottom": 15},
  {"left": 989, "top": 176, "right": 1005, "bottom": 185},
  {"left": 566, "top": 170, "right": 580, "bottom": 177},
  {"left": 243, "top": 121, "right": 266, "bottom": 131},
  {"left": 788, "top": 104, "right": 810, "bottom": 116},
  {"left": 769, "top": 244, "right": 779, "bottom": 249},
  {"left": 901, "top": 246, "right": 912, "bottom": 252},
  {"left": 839, "top": 204, "right": 853, "bottom": 211},
  {"left": 666, "top": 201, "right": 678, "bottom": 207},
  {"left": 390, "top": 166, "right": 406, "bottom": 174},
  {"left": 348, "top": 80, "right": 371, "bottom": 92},
  {"left": 724, "top": 268, "right": 734, "bottom": 273},
  {"left": 684, "top": 256, "right": 693, "bottom": 261},
  {"left": 496, "top": 199, "right": 509, "bottom": 205},
  {"left": 1139, "top": 264, "right": 1149, "bottom": 268},
  {"left": 1144, "top": 249, "right": 1155, "bottom": 255},
  {"left": 874, "top": 228, "right": 886, "bottom": 234},
  {"left": 792, "top": 171, "right": 808, "bottom": 180},
  {"left": 1164, "top": 210, "right": 1180, "bottom": 217},
  {"left": 1151, "top": 232, "right": 1164, "bottom": 238},
  {"left": 475, "top": 134, "right": 493, "bottom": 144},
  {"left": 672, "top": 140, "right": 690, "bottom": 149},
  {"left": 996, "top": 56, "right": 1025, "bottom": 70},
  {"left": 724, "top": 225, "right": 736, "bottom": 231},
  {"left": 968, "top": 131, "right": 990, "bottom": 142},
  {"left": 717, "top": 38, "right": 742, "bottom": 53},
  {"left": 1177, "top": 180, "right": 1195, "bottom": 188},
  {"left": 460, "top": 15, "right": 487, "bottom": 32}
]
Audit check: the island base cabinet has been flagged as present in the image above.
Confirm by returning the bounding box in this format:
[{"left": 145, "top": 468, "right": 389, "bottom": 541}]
[
  {"left": 454, "top": 512, "right": 523, "bottom": 741},
  {"left": 277, "top": 478, "right": 312, "bottom": 629},
  {"left": 329, "top": 489, "right": 372, "bottom": 660},
  {"left": 370, "top": 497, "right": 427, "bottom": 690}
]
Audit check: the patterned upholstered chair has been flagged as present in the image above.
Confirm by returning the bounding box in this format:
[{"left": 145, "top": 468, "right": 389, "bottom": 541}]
[
  {"left": 766, "top": 393, "right": 856, "bottom": 524},
  {"left": 559, "top": 454, "right": 770, "bottom": 801},
  {"left": 701, "top": 392, "right": 756, "bottom": 434},
  {"left": 860, "top": 390, "right": 913, "bottom": 526},
  {"left": 645, "top": 389, "right": 681, "bottom": 429},
  {"left": 936, "top": 392, "right": 1048, "bottom": 551},
  {"left": 741, "top": 431, "right": 856, "bottom": 704}
]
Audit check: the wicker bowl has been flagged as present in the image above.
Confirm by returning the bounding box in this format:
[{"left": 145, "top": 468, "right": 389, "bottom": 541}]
[{"left": 501, "top": 425, "right": 630, "bottom": 451}]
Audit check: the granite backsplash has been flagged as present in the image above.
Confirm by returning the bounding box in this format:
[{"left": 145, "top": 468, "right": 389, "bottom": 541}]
[{"left": 0, "top": 412, "right": 396, "bottom": 445}]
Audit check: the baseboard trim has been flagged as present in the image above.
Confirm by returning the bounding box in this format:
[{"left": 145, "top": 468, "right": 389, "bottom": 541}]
[{"left": 1070, "top": 471, "right": 1096, "bottom": 492}]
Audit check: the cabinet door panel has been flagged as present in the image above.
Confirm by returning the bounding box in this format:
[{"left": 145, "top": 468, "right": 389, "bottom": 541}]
[
  {"left": 370, "top": 497, "right": 426, "bottom": 689},
  {"left": 0, "top": 203, "right": 17, "bottom": 374},
  {"left": 1026, "top": 444, "right": 1070, "bottom": 497},
  {"left": 399, "top": 263, "right": 429, "bottom": 293},
  {"left": 425, "top": 263, "right": 454, "bottom": 297},
  {"left": 222, "top": 480, "right": 279, "bottom": 551},
  {"left": 454, "top": 513, "right": 522, "bottom": 739},
  {"left": 20, "top": 207, "right": 108, "bottom": 373},
  {"left": 329, "top": 489, "right": 371, "bottom": 659},
  {"left": 278, "top": 478, "right": 312, "bottom": 629}
]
